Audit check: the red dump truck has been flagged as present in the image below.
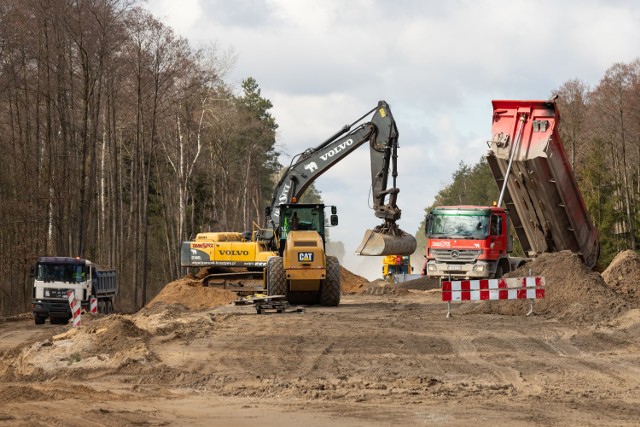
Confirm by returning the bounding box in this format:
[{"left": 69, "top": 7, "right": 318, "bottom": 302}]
[{"left": 423, "top": 99, "right": 599, "bottom": 279}]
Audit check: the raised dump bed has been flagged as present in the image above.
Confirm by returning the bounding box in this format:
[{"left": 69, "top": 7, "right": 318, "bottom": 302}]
[{"left": 486, "top": 100, "right": 599, "bottom": 268}]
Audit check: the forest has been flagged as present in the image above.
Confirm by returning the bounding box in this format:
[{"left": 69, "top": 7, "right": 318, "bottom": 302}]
[
  {"left": 0, "top": 0, "right": 289, "bottom": 314},
  {"left": 1, "top": 0, "right": 639, "bottom": 316}
]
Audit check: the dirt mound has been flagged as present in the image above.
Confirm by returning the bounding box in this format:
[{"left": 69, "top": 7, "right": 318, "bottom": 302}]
[
  {"left": 462, "top": 251, "right": 630, "bottom": 324},
  {"left": 340, "top": 267, "right": 370, "bottom": 294},
  {"left": 2, "top": 315, "right": 156, "bottom": 377},
  {"left": 396, "top": 276, "right": 440, "bottom": 291},
  {"left": 146, "top": 278, "right": 237, "bottom": 310},
  {"left": 601, "top": 250, "right": 640, "bottom": 303},
  {"left": 360, "top": 279, "right": 411, "bottom": 296}
]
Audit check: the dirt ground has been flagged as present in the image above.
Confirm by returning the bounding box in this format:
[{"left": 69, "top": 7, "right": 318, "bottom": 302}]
[{"left": 2, "top": 251, "right": 640, "bottom": 426}]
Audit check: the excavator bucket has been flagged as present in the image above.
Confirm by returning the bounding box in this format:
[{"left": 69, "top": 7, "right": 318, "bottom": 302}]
[{"left": 355, "top": 229, "right": 417, "bottom": 256}]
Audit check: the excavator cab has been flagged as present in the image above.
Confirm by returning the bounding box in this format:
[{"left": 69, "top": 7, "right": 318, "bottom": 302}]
[{"left": 277, "top": 203, "right": 327, "bottom": 254}]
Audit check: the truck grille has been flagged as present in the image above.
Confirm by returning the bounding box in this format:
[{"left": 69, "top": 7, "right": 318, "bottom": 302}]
[
  {"left": 431, "top": 249, "right": 481, "bottom": 262},
  {"left": 44, "top": 288, "right": 70, "bottom": 298}
]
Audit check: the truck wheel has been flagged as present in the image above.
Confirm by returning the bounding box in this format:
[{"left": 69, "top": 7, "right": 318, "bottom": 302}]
[
  {"left": 267, "top": 256, "right": 286, "bottom": 297},
  {"left": 320, "top": 256, "right": 341, "bottom": 306},
  {"left": 50, "top": 316, "right": 68, "bottom": 325},
  {"left": 107, "top": 300, "right": 114, "bottom": 314},
  {"left": 34, "top": 314, "right": 46, "bottom": 325},
  {"left": 494, "top": 265, "right": 504, "bottom": 279}
]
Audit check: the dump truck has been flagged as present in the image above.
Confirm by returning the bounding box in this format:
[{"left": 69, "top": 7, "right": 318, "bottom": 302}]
[
  {"left": 423, "top": 99, "right": 599, "bottom": 279},
  {"left": 32, "top": 256, "right": 117, "bottom": 325}
]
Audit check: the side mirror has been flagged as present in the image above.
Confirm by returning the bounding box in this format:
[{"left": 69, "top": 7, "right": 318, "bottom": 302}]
[
  {"left": 330, "top": 214, "right": 338, "bottom": 226},
  {"left": 331, "top": 206, "right": 337, "bottom": 215},
  {"left": 424, "top": 214, "right": 432, "bottom": 236},
  {"left": 265, "top": 206, "right": 271, "bottom": 216}
]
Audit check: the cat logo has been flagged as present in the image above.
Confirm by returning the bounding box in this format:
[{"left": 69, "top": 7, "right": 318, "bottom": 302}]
[{"left": 298, "top": 252, "right": 314, "bottom": 262}]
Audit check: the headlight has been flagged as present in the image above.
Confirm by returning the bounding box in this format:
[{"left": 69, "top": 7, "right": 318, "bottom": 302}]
[{"left": 473, "top": 265, "right": 485, "bottom": 272}]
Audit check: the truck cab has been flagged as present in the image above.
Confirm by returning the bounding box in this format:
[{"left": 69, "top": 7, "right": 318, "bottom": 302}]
[{"left": 424, "top": 206, "right": 515, "bottom": 279}]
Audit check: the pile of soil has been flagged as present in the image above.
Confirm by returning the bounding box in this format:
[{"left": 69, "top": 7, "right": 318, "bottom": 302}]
[
  {"left": 2, "top": 315, "right": 156, "bottom": 377},
  {"left": 396, "top": 276, "right": 440, "bottom": 290},
  {"left": 146, "top": 278, "right": 237, "bottom": 310},
  {"left": 463, "top": 250, "right": 630, "bottom": 324},
  {"left": 340, "top": 267, "right": 370, "bottom": 294},
  {"left": 601, "top": 250, "right": 640, "bottom": 304},
  {"left": 359, "top": 279, "right": 411, "bottom": 296}
]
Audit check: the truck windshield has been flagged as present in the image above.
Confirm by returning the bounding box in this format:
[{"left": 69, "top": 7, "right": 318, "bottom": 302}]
[
  {"left": 36, "top": 263, "right": 87, "bottom": 283},
  {"left": 428, "top": 213, "right": 490, "bottom": 239}
]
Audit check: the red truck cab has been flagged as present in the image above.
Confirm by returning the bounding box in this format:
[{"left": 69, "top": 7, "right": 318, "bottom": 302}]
[{"left": 424, "top": 205, "right": 519, "bottom": 279}]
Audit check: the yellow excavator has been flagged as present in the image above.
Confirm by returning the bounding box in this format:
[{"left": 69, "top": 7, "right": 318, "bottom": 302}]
[{"left": 181, "top": 100, "right": 417, "bottom": 304}]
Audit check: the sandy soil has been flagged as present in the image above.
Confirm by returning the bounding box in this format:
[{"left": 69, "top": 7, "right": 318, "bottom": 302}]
[{"left": 2, "top": 251, "right": 640, "bottom": 426}]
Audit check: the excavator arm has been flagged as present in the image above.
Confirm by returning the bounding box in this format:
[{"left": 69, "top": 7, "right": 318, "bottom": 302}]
[{"left": 266, "top": 100, "right": 416, "bottom": 256}]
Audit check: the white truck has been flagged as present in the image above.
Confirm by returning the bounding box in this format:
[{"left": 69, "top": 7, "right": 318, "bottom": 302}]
[{"left": 32, "top": 256, "right": 117, "bottom": 325}]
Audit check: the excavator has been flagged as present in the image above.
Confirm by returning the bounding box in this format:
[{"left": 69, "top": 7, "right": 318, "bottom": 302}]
[
  {"left": 181, "top": 100, "right": 417, "bottom": 304},
  {"left": 263, "top": 100, "right": 416, "bottom": 305}
]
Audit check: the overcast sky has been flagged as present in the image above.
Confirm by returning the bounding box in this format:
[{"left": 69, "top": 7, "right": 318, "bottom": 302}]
[{"left": 144, "top": 0, "right": 640, "bottom": 280}]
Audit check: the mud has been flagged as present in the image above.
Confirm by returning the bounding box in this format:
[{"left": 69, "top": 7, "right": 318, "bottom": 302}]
[{"left": 2, "top": 250, "right": 640, "bottom": 426}]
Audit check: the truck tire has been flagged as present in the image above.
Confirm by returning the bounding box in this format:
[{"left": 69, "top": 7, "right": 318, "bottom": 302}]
[
  {"left": 50, "top": 316, "right": 68, "bottom": 325},
  {"left": 34, "top": 314, "right": 46, "bottom": 325},
  {"left": 320, "top": 256, "right": 341, "bottom": 306},
  {"left": 494, "top": 265, "right": 504, "bottom": 279},
  {"left": 267, "top": 256, "right": 286, "bottom": 296}
]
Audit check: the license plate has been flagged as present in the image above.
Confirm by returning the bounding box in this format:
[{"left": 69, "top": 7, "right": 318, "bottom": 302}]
[{"left": 448, "top": 265, "right": 462, "bottom": 270}]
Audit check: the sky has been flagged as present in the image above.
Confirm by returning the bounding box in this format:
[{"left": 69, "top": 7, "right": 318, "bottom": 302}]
[{"left": 144, "top": 0, "right": 640, "bottom": 280}]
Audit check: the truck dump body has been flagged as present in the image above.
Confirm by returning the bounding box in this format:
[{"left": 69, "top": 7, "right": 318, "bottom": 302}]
[{"left": 486, "top": 100, "right": 599, "bottom": 268}]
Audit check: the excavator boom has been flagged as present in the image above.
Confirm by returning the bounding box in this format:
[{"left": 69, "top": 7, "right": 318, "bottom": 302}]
[{"left": 267, "top": 101, "right": 416, "bottom": 256}]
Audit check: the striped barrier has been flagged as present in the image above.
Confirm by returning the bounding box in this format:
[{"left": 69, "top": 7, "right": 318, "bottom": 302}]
[
  {"left": 66, "top": 290, "right": 82, "bottom": 327},
  {"left": 442, "top": 276, "right": 545, "bottom": 318},
  {"left": 90, "top": 297, "right": 98, "bottom": 314}
]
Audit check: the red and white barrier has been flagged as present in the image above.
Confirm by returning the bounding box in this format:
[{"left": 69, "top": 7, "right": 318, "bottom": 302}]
[
  {"left": 90, "top": 297, "right": 98, "bottom": 314},
  {"left": 442, "top": 277, "right": 545, "bottom": 317},
  {"left": 67, "top": 290, "right": 82, "bottom": 327}
]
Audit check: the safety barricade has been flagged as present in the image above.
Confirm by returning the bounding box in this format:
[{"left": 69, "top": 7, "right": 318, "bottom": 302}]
[
  {"left": 442, "top": 276, "right": 545, "bottom": 318},
  {"left": 90, "top": 297, "right": 98, "bottom": 314},
  {"left": 66, "top": 290, "right": 82, "bottom": 327}
]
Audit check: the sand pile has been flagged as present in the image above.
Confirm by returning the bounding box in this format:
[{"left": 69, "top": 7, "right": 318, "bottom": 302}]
[
  {"left": 396, "top": 276, "right": 440, "bottom": 291},
  {"left": 464, "top": 251, "right": 630, "bottom": 324},
  {"left": 1, "top": 315, "right": 156, "bottom": 377},
  {"left": 146, "top": 278, "right": 237, "bottom": 310},
  {"left": 360, "top": 279, "right": 411, "bottom": 296},
  {"left": 340, "top": 267, "right": 370, "bottom": 294},
  {"left": 601, "top": 250, "right": 640, "bottom": 304}
]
